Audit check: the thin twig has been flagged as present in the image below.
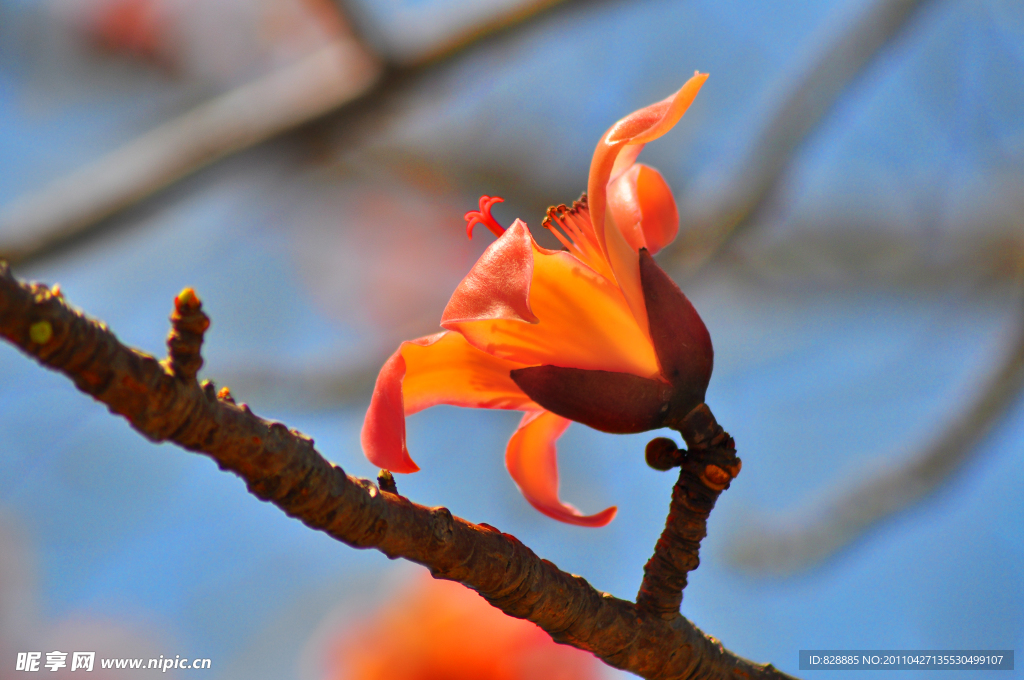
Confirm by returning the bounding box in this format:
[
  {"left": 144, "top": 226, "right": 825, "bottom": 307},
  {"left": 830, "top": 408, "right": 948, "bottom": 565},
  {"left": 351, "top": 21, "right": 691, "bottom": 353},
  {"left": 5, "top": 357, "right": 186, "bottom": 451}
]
[
  {"left": 670, "top": 0, "right": 931, "bottom": 275},
  {"left": 0, "top": 264, "right": 798, "bottom": 680},
  {"left": 0, "top": 40, "right": 381, "bottom": 264},
  {"left": 728, "top": 291, "right": 1024, "bottom": 575}
]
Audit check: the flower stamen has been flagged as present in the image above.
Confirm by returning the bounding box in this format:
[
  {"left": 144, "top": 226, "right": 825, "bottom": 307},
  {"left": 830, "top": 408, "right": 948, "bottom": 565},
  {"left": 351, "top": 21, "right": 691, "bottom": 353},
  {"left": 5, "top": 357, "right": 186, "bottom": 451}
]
[
  {"left": 465, "top": 195, "right": 506, "bottom": 239},
  {"left": 542, "top": 196, "right": 614, "bottom": 280}
]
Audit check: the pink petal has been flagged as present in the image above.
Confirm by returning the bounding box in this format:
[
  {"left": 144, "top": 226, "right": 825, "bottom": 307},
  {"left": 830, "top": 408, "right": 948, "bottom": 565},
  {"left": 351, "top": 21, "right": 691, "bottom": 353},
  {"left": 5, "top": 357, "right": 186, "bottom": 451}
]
[
  {"left": 505, "top": 411, "right": 617, "bottom": 527},
  {"left": 441, "top": 219, "right": 538, "bottom": 326},
  {"left": 606, "top": 164, "right": 679, "bottom": 255}
]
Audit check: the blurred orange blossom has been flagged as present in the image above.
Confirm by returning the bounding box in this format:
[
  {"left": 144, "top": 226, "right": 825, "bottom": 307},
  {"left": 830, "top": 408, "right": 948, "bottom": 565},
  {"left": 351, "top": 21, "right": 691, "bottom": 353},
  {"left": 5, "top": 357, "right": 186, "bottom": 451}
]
[
  {"left": 327, "top": 576, "right": 603, "bottom": 680},
  {"left": 361, "top": 73, "right": 713, "bottom": 526}
]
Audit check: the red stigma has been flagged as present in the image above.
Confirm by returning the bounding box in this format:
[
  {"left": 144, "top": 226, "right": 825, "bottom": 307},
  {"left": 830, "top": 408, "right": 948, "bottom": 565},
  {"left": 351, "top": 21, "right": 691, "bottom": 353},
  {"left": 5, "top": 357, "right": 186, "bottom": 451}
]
[{"left": 464, "top": 195, "right": 506, "bottom": 239}]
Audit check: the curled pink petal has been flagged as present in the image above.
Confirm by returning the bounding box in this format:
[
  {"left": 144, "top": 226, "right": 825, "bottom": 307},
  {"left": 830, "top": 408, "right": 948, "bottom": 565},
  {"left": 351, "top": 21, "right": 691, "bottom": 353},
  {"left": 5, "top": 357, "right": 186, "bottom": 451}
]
[
  {"left": 580, "top": 73, "right": 706, "bottom": 336},
  {"left": 606, "top": 164, "right": 679, "bottom": 255},
  {"left": 588, "top": 72, "right": 708, "bottom": 261},
  {"left": 442, "top": 219, "right": 539, "bottom": 326},
  {"left": 505, "top": 411, "right": 617, "bottom": 527}
]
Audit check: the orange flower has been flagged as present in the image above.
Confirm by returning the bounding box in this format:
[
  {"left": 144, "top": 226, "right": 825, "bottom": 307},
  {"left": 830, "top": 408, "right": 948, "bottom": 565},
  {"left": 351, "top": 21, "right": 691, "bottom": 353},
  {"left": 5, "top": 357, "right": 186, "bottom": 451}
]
[
  {"left": 362, "top": 73, "right": 713, "bottom": 527},
  {"left": 89, "top": 0, "right": 168, "bottom": 62},
  {"left": 326, "top": 576, "right": 603, "bottom": 680}
]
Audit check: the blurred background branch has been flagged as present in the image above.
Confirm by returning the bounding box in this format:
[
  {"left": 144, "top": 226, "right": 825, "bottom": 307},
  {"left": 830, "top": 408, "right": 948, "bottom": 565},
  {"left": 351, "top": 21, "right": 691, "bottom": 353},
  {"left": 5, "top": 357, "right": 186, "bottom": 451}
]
[
  {"left": 0, "top": 40, "right": 380, "bottom": 263},
  {"left": 669, "top": 0, "right": 931, "bottom": 275},
  {"left": 0, "top": 0, "right": 575, "bottom": 265},
  {"left": 727, "top": 273, "right": 1024, "bottom": 575}
]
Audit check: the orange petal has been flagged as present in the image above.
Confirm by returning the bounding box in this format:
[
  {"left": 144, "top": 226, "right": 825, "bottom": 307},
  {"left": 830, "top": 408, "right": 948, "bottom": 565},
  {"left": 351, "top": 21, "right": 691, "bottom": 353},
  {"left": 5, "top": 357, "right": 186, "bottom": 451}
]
[
  {"left": 606, "top": 163, "right": 679, "bottom": 255},
  {"left": 585, "top": 73, "right": 706, "bottom": 335},
  {"left": 606, "top": 72, "right": 709, "bottom": 148},
  {"left": 609, "top": 144, "right": 644, "bottom": 186},
  {"left": 362, "top": 331, "right": 536, "bottom": 474},
  {"left": 587, "top": 72, "right": 706, "bottom": 279},
  {"left": 445, "top": 238, "right": 660, "bottom": 378},
  {"left": 505, "top": 411, "right": 617, "bottom": 527},
  {"left": 362, "top": 340, "right": 416, "bottom": 473},
  {"left": 600, "top": 209, "right": 650, "bottom": 341},
  {"left": 442, "top": 219, "right": 538, "bottom": 326}
]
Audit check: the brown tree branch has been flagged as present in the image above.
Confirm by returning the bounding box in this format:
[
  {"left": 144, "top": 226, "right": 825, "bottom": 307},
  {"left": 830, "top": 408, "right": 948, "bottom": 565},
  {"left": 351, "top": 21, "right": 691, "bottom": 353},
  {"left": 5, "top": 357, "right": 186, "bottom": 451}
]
[
  {"left": 0, "top": 265, "right": 797, "bottom": 679},
  {"left": 638, "top": 406, "right": 741, "bottom": 619}
]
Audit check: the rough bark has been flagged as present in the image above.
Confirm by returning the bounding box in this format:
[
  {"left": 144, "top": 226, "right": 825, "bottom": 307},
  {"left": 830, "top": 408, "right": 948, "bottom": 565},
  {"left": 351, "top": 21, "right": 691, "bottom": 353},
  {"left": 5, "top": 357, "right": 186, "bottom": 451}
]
[
  {"left": 0, "top": 263, "right": 797, "bottom": 680},
  {"left": 638, "top": 406, "right": 741, "bottom": 618}
]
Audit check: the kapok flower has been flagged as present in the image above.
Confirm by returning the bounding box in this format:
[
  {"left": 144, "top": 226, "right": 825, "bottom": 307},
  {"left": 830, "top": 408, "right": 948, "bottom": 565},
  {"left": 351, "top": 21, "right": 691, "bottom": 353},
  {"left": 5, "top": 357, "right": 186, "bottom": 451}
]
[
  {"left": 325, "top": 576, "right": 603, "bottom": 680},
  {"left": 362, "top": 72, "right": 713, "bottom": 527}
]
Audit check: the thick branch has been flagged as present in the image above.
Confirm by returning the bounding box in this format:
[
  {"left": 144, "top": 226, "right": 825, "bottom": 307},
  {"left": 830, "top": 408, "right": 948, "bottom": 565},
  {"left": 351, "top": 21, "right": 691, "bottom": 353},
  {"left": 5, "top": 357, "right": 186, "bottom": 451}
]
[
  {"left": 0, "top": 264, "right": 796, "bottom": 680},
  {"left": 638, "top": 406, "right": 741, "bottom": 618}
]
